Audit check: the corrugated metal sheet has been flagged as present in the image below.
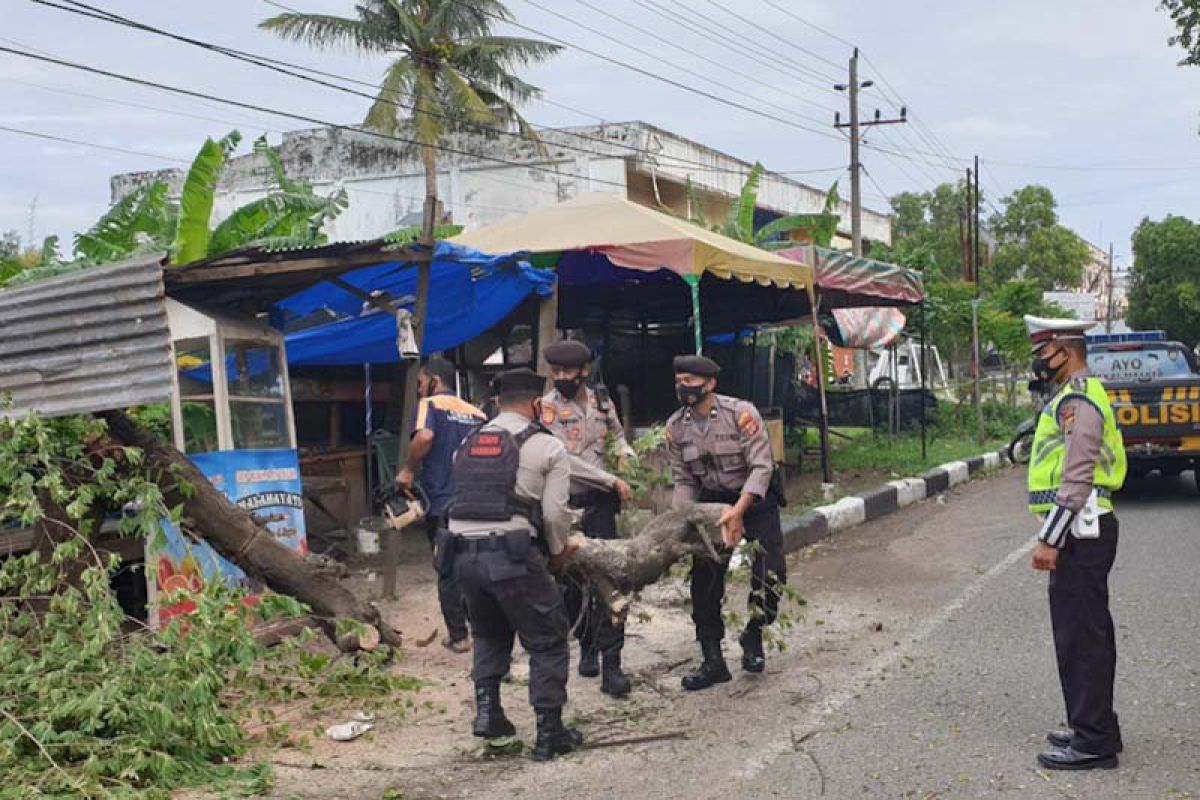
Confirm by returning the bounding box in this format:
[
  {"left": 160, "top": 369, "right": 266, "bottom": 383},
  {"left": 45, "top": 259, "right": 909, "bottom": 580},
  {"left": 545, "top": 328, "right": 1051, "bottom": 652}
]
[{"left": 0, "top": 255, "right": 174, "bottom": 420}]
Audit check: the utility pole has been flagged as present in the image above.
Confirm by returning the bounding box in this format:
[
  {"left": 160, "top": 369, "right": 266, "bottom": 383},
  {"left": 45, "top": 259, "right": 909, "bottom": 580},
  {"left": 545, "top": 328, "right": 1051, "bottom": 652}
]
[
  {"left": 834, "top": 48, "right": 907, "bottom": 257},
  {"left": 966, "top": 165, "right": 984, "bottom": 443},
  {"left": 1106, "top": 242, "right": 1115, "bottom": 333}
]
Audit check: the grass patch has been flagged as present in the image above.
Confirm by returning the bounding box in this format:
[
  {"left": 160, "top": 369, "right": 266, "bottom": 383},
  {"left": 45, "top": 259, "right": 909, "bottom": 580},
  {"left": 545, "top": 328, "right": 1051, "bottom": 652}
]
[{"left": 820, "top": 432, "right": 1003, "bottom": 475}]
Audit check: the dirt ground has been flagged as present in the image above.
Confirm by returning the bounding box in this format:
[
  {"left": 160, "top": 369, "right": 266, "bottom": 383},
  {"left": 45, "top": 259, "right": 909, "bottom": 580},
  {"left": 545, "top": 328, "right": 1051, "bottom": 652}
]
[{"left": 258, "top": 467, "right": 910, "bottom": 799}]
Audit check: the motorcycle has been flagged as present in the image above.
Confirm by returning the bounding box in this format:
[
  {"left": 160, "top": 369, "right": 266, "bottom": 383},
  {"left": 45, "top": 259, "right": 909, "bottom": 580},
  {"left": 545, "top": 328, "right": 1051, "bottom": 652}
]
[{"left": 1008, "top": 379, "right": 1050, "bottom": 465}]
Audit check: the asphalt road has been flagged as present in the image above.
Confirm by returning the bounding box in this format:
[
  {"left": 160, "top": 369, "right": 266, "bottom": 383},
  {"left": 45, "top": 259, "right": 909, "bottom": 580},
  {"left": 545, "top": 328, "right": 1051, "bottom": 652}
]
[
  {"left": 301, "top": 469, "right": 1199, "bottom": 800},
  {"left": 463, "top": 469, "right": 1199, "bottom": 800},
  {"left": 752, "top": 470, "right": 1200, "bottom": 800}
]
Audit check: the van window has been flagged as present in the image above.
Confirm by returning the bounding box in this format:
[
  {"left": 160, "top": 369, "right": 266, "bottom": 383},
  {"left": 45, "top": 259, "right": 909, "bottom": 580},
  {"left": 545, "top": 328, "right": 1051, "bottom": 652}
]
[{"left": 1088, "top": 345, "right": 1196, "bottom": 382}]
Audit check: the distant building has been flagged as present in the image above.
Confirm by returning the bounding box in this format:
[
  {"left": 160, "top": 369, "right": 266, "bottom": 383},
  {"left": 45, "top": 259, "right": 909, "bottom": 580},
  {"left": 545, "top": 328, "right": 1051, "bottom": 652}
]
[{"left": 111, "top": 121, "right": 892, "bottom": 248}]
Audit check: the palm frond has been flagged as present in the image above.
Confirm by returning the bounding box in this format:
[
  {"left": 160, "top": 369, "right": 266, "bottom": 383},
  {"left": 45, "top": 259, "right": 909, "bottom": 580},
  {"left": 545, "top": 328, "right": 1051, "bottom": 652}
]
[
  {"left": 364, "top": 59, "right": 418, "bottom": 136},
  {"left": 259, "top": 12, "right": 393, "bottom": 52},
  {"left": 440, "top": 66, "right": 498, "bottom": 125}
]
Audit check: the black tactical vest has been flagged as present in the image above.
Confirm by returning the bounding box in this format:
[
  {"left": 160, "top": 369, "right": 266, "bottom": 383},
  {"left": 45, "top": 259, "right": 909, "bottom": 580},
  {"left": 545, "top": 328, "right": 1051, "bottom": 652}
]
[{"left": 449, "top": 424, "right": 541, "bottom": 522}]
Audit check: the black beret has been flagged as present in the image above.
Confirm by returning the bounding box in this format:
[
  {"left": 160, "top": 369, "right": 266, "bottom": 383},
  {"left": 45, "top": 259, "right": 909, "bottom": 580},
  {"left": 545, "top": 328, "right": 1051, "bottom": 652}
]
[
  {"left": 542, "top": 340, "right": 592, "bottom": 367},
  {"left": 673, "top": 355, "right": 721, "bottom": 377},
  {"left": 492, "top": 368, "right": 547, "bottom": 397}
]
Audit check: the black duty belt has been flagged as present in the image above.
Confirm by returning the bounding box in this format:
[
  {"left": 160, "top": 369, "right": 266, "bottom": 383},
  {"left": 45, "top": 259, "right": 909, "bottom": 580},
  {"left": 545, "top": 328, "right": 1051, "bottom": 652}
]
[{"left": 453, "top": 535, "right": 508, "bottom": 553}]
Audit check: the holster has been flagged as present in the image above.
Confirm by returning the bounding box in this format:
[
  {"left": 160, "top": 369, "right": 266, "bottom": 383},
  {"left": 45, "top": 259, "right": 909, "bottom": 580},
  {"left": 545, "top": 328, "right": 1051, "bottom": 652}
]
[
  {"left": 433, "top": 526, "right": 455, "bottom": 578},
  {"left": 503, "top": 528, "right": 531, "bottom": 563},
  {"left": 768, "top": 467, "right": 788, "bottom": 508}
]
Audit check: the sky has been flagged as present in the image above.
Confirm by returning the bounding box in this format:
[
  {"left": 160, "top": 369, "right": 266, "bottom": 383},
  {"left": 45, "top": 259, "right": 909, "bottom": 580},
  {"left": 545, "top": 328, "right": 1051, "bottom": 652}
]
[{"left": 3, "top": 0, "right": 1200, "bottom": 276}]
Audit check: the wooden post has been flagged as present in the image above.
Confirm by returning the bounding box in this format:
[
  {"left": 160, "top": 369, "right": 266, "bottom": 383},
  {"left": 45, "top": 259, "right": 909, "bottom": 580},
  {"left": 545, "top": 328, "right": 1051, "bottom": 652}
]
[
  {"left": 536, "top": 281, "right": 560, "bottom": 374},
  {"left": 808, "top": 290, "right": 834, "bottom": 485}
]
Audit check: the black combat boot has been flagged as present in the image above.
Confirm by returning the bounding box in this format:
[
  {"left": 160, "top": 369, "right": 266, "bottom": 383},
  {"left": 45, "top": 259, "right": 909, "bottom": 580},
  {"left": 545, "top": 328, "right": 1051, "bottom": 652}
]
[
  {"left": 739, "top": 624, "right": 765, "bottom": 673},
  {"left": 531, "top": 706, "right": 583, "bottom": 762},
  {"left": 600, "top": 651, "right": 632, "bottom": 697},
  {"left": 577, "top": 647, "right": 600, "bottom": 678},
  {"left": 471, "top": 681, "right": 516, "bottom": 739},
  {"left": 681, "top": 639, "right": 732, "bottom": 691}
]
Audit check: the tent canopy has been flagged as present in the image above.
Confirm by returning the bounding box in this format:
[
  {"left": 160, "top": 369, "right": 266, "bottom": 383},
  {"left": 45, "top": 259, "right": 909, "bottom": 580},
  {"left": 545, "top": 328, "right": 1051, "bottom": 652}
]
[
  {"left": 452, "top": 193, "right": 813, "bottom": 290},
  {"left": 273, "top": 242, "right": 553, "bottom": 366},
  {"left": 780, "top": 245, "right": 924, "bottom": 307}
]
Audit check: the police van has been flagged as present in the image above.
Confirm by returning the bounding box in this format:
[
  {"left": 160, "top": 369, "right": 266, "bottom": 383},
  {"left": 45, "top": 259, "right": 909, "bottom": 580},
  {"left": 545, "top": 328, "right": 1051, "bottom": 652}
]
[{"left": 1088, "top": 331, "right": 1200, "bottom": 491}]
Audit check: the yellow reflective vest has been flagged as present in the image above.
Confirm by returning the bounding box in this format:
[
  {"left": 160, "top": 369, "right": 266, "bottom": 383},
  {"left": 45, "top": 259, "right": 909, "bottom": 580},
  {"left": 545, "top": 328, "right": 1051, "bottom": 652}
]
[{"left": 1027, "top": 376, "right": 1127, "bottom": 514}]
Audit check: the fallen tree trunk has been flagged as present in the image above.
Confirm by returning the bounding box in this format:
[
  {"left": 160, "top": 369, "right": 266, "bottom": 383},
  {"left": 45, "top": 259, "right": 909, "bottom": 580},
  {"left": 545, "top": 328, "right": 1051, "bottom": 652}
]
[
  {"left": 562, "top": 503, "right": 730, "bottom": 618},
  {"left": 101, "top": 410, "right": 399, "bottom": 651}
]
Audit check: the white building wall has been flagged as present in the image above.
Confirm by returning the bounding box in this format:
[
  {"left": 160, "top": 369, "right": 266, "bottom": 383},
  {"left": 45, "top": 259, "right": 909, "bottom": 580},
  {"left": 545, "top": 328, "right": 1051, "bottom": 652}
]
[{"left": 111, "top": 122, "right": 891, "bottom": 246}]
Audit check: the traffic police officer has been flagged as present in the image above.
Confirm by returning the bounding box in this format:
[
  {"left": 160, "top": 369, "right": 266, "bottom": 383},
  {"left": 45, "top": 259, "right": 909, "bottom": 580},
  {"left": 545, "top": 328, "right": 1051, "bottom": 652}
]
[
  {"left": 1024, "top": 315, "right": 1127, "bottom": 771},
  {"left": 446, "top": 368, "right": 583, "bottom": 761},
  {"left": 665, "top": 355, "right": 784, "bottom": 690},
  {"left": 541, "top": 340, "right": 635, "bottom": 697}
]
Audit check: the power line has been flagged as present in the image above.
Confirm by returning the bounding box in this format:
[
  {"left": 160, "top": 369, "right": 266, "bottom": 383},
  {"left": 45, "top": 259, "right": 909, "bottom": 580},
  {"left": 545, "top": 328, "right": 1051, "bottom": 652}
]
[
  {"left": 5, "top": 77, "right": 289, "bottom": 135},
  {"left": 638, "top": 0, "right": 845, "bottom": 99},
  {"left": 456, "top": 1, "right": 851, "bottom": 143},
  {"left": 757, "top": 0, "right": 856, "bottom": 50},
  {"left": 0, "top": 44, "right": 635, "bottom": 191},
  {"left": 39, "top": 0, "right": 839, "bottom": 185},
  {"left": 0, "top": 123, "right": 189, "bottom": 163},
  {"left": 562, "top": 0, "right": 837, "bottom": 116},
  {"left": 700, "top": 0, "right": 843, "bottom": 75},
  {"left": 516, "top": 0, "right": 832, "bottom": 129}
]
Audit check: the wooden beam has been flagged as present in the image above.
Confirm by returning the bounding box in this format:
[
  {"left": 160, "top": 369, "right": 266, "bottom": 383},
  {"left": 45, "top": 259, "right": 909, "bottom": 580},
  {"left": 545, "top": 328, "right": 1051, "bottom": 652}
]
[{"left": 165, "top": 247, "right": 429, "bottom": 287}]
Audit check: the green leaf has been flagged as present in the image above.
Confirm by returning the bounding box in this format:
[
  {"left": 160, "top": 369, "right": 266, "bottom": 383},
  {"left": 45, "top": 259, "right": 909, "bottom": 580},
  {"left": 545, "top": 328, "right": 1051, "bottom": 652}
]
[{"left": 172, "top": 131, "right": 241, "bottom": 264}]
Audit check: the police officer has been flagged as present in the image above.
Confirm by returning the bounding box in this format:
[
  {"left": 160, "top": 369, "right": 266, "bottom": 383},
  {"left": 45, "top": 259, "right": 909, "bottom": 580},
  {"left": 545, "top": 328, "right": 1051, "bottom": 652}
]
[
  {"left": 446, "top": 368, "right": 583, "bottom": 761},
  {"left": 395, "top": 358, "right": 485, "bottom": 653},
  {"left": 665, "top": 355, "right": 784, "bottom": 690},
  {"left": 1024, "top": 315, "right": 1127, "bottom": 771},
  {"left": 540, "top": 340, "right": 635, "bottom": 697}
]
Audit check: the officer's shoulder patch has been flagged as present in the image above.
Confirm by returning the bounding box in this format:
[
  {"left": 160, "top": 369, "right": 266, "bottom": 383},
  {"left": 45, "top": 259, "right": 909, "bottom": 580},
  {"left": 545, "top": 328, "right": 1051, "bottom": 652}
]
[
  {"left": 1060, "top": 404, "right": 1077, "bottom": 434},
  {"left": 737, "top": 409, "right": 761, "bottom": 437},
  {"left": 541, "top": 405, "right": 557, "bottom": 426}
]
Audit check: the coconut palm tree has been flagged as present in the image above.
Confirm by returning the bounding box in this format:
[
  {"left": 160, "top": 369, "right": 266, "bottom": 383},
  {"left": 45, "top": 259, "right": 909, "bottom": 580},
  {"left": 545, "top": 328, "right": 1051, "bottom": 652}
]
[{"left": 260, "top": 0, "right": 561, "bottom": 242}]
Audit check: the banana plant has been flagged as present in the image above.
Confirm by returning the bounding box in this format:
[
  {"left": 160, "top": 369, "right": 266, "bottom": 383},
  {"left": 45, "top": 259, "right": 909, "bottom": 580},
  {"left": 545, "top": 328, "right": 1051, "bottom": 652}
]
[
  {"left": 171, "top": 131, "right": 243, "bottom": 264},
  {"left": 42, "top": 130, "right": 351, "bottom": 277},
  {"left": 676, "top": 162, "right": 841, "bottom": 250}
]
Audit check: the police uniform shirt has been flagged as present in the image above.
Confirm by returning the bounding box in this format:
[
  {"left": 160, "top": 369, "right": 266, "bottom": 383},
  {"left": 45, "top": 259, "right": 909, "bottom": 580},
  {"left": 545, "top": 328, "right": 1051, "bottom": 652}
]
[
  {"left": 413, "top": 391, "right": 486, "bottom": 517},
  {"left": 447, "top": 411, "right": 574, "bottom": 555},
  {"left": 1056, "top": 370, "right": 1108, "bottom": 514},
  {"left": 665, "top": 394, "right": 774, "bottom": 509},
  {"left": 541, "top": 386, "right": 635, "bottom": 494},
  {"left": 1037, "top": 369, "right": 1110, "bottom": 548}
]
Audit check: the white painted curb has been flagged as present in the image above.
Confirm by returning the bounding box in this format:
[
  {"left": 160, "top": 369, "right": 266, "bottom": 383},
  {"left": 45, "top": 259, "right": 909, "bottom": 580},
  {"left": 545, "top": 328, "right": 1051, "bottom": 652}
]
[
  {"left": 815, "top": 496, "right": 867, "bottom": 531},
  {"left": 888, "top": 478, "right": 928, "bottom": 508},
  {"left": 940, "top": 460, "right": 970, "bottom": 487}
]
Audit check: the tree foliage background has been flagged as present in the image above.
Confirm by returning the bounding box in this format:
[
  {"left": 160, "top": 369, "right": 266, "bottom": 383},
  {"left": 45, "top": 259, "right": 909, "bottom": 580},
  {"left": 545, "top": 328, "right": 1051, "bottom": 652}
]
[{"left": 1127, "top": 215, "right": 1200, "bottom": 345}]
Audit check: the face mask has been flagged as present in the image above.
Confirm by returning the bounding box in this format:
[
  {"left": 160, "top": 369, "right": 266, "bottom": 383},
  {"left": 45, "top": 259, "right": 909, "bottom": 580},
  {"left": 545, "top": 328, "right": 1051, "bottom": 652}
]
[
  {"left": 1031, "top": 349, "right": 1066, "bottom": 383},
  {"left": 676, "top": 382, "right": 708, "bottom": 407},
  {"left": 554, "top": 377, "right": 584, "bottom": 398}
]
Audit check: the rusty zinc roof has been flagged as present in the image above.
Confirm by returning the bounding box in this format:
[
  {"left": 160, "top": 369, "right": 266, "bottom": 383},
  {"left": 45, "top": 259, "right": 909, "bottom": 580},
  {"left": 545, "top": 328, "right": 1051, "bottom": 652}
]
[{"left": 0, "top": 254, "right": 174, "bottom": 420}]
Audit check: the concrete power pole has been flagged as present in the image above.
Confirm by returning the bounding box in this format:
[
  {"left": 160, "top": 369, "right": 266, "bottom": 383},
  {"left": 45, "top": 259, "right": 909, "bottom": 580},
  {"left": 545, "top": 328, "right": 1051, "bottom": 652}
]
[
  {"left": 1106, "top": 242, "right": 1115, "bottom": 333},
  {"left": 834, "top": 48, "right": 907, "bottom": 258},
  {"left": 849, "top": 50, "right": 862, "bottom": 257}
]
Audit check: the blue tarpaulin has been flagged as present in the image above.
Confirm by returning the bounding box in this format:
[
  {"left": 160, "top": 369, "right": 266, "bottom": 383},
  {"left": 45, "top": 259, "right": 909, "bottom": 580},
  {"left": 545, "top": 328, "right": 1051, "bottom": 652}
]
[{"left": 273, "top": 242, "right": 554, "bottom": 366}]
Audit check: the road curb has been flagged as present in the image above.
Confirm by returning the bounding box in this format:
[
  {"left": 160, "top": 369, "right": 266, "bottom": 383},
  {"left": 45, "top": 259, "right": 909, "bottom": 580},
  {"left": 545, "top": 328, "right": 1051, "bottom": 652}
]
[{"left": 781, "top": 448, "right": 1012, "bottom": 555}]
